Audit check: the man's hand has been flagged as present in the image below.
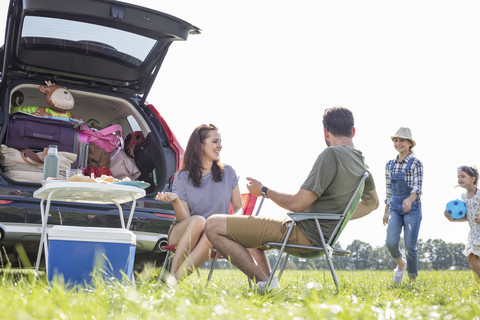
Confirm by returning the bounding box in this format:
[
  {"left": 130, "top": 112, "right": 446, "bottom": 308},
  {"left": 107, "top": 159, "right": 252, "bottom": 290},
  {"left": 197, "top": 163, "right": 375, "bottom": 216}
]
[{"left": 246, "top": 177, "right": 263, "bottom": 197}]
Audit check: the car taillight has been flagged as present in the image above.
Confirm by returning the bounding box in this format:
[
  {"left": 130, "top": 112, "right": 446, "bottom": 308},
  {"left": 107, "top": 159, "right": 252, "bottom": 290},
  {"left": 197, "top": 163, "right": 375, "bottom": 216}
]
[
  {"left": 0, "top": 200, "right": 13, "bottom": 204},
  {"left": 153, "top": 213, "right": 175, "bottom": 219},
  {"left": 146, "top": 104, "right": 184, "bottom": 172}
]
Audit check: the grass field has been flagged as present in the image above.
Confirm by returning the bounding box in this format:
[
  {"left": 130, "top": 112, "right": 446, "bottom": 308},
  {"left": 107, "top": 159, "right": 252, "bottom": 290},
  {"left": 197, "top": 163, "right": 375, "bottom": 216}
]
[{"left": 1, "top": 268, "right": 479, "bottom": 319}]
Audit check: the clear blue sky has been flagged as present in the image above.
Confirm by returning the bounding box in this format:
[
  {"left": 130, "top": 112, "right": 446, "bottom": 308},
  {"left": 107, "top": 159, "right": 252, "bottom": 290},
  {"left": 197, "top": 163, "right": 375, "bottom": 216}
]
[{"left": 2, "top": 0, "right": 479, "bottom": 247}]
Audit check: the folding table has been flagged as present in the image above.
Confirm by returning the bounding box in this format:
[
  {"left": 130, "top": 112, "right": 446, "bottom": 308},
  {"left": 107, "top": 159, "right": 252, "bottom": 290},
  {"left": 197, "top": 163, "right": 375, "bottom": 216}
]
[{"left": 33, "top": 181, "right": 145, "bottom": 278}]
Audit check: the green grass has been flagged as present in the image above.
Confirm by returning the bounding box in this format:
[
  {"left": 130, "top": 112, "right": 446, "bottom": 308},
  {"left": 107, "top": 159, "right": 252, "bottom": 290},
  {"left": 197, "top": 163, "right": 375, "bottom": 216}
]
[{"left": 1, "top": 269, "right": 479, "bottom": 319}]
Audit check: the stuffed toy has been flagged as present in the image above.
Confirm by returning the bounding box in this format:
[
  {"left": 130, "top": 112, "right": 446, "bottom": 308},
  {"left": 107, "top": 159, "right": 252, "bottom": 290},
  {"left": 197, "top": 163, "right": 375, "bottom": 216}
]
[
  {"left": 10, "top": 81, "right": 82, "bottom": 121},
  {"left": 39, "top": 81, "right": 75, "bottom": 112},
  {"left": 11, "top": 91, "right": 24, "bottom": 107}
]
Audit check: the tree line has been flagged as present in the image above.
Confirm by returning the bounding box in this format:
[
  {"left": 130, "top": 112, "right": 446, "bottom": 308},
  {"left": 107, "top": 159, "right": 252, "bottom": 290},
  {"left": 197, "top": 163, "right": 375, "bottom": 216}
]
[
  {"left": 206, "top": 238, "right": 470, "bottom": 271},
  {"left": 296, "top": 239, "right": 469, "bottom": 271}
]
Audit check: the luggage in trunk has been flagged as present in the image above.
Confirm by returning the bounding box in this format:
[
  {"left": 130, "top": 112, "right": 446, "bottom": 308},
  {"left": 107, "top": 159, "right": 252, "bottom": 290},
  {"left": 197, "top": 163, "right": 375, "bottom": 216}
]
[
  {"left": 133, "top": 133, "right": 157, "bottom": 193},
  {"left": 6, "top": 113, "right": 77, "bottom": 153}
]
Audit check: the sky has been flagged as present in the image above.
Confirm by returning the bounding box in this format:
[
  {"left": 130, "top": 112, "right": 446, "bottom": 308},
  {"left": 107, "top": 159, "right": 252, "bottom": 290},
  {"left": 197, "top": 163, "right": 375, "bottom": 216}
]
[{"left": 1, "top": 0, "right": 479, "bottom": 248}]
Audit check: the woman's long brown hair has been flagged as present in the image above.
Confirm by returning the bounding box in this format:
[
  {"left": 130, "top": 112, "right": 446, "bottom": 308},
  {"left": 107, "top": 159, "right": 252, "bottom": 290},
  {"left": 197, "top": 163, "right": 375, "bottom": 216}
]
[{"left": 182, "top": 124, "right": 224, "bottom": 187}]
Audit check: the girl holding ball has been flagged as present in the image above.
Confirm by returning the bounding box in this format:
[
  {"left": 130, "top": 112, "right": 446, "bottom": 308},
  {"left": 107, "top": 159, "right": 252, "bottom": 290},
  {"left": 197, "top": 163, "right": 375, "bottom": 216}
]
[{"left": 444, "top": 166, "right": 480, "bottom": 280}]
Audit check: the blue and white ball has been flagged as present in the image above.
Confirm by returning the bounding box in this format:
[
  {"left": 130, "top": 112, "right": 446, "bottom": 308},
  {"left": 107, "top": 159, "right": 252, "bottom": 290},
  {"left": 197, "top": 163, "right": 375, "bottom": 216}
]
[{"left": 446, "top": 199, "right": 467, "bottom": 220}]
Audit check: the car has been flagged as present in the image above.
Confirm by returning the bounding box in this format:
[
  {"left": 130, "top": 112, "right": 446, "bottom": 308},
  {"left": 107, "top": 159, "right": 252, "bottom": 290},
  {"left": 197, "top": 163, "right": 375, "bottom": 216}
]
[{"left": 0, "top": 0, "right": 200, "bottom": 269}]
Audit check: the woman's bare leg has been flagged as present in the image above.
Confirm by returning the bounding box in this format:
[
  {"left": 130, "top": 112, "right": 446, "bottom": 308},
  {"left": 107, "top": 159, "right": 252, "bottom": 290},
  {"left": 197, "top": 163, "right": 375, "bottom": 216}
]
[
  {"left": 175, "top": 233, "right": 212, "bottom": 280},
  {"left": 168, "top": 216, "right": 206, "bottom": 279}
]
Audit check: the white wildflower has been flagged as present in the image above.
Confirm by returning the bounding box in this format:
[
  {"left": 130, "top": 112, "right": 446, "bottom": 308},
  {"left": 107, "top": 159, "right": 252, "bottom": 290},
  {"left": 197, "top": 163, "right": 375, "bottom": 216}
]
[{"left": 214, "top": 304, "right": 225, "bottom": 315}]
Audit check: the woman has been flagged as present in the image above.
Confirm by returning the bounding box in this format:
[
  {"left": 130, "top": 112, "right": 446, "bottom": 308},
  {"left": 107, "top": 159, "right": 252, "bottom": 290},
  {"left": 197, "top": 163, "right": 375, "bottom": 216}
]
[
  {"left": 156, "top": 124, "right": 242, "bottom": 281},
  {"left": 383, "top": 127, "right": 424, "bottom": 283}
]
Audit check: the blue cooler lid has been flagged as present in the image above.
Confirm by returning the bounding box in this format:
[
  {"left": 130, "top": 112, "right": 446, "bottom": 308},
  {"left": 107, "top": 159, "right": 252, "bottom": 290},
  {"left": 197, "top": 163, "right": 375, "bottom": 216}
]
[{"left": 48, "top": 226, "right": 136, "bottom": 245}]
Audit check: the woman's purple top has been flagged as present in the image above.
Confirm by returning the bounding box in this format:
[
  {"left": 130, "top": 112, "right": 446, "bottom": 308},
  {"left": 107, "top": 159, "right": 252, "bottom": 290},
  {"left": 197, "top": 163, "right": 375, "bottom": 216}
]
[{"left": 172, "top": 164, "right": 239, "bottom": 218}]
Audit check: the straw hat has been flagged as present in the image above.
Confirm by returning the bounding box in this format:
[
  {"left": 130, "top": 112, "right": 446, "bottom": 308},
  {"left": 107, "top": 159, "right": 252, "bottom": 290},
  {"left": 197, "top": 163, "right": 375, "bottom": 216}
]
[{"left": 391, "top": 127, "right": 416, "bottom": 147}]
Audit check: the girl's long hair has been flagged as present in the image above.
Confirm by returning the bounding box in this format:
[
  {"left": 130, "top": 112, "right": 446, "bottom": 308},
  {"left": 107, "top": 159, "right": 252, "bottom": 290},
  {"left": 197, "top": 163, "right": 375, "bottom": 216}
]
[{"left": 182, "top": 124, "right": 224, "bottom": 187}]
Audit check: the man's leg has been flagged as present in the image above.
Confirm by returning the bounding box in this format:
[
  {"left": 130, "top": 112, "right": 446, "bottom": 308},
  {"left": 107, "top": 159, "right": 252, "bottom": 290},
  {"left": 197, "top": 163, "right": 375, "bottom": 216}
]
[
  {"left": 247, "top": 248, "right": 271, "bottom": 278},
  {"left": 204, "top": 215, "right": 269, "bottom": 282}
]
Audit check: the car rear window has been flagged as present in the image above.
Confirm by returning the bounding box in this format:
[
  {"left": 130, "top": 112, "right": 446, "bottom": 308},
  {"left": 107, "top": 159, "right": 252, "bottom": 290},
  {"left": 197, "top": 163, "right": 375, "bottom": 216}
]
[{"left": 21, "top": 16, "right": 156, "bottom": 67}]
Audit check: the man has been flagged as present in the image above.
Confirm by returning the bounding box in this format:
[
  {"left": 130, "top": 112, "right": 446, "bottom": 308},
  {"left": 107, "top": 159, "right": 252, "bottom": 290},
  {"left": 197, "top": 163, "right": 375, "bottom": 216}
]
[{"left": 205, "top": 107, "right": 379, "bottom": 289}]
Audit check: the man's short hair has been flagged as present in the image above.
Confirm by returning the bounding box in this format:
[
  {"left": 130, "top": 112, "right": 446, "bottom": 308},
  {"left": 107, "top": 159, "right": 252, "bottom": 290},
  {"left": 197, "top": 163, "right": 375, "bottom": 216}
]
[{"left": 323, "top": 107, "right": 354, "bottom": 137}]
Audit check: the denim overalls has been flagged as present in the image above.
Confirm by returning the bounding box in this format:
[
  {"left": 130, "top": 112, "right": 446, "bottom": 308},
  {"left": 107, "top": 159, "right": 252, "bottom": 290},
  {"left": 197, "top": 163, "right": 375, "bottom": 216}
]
[{"left": 385, "top": 157, "right": 422, "bottom": 278}]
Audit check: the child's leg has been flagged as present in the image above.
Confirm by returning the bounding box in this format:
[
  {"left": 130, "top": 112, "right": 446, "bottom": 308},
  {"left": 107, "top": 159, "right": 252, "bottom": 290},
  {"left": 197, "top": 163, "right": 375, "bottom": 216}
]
[
  {"left": 467, "top": 253, "right": 480, "bottom": 279},
  {"left": 385, "top": 209, "right": 404, "bottom": 266},
  {"left": 403, "top": 208, "right": 422, "bottom": 281}
]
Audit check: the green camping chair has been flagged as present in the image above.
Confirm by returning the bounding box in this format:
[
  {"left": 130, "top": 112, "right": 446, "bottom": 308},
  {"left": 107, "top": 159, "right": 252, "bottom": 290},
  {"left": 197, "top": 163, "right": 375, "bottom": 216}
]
[{"left": 264, "top": 172, "right": 368, "bottom": 289}]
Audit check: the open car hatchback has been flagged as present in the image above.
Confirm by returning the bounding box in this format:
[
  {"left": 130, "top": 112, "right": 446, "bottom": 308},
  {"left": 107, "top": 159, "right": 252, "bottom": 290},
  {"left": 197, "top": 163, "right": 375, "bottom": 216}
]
[{"left": 0, "top": 0, "right": 200, "bottom": 269}]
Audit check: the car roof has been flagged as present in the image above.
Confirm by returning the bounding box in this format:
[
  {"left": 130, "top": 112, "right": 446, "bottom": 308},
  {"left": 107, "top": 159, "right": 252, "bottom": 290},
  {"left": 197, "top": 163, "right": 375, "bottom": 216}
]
[{"left": 2, "top": 0, "right": 200, "bottom": 97}]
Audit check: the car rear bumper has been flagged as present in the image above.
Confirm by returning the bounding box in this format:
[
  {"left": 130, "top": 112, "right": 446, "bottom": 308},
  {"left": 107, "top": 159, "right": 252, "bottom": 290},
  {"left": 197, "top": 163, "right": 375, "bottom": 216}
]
[{"left": 0, "top": 222, "right": 167, "bottom": 253}]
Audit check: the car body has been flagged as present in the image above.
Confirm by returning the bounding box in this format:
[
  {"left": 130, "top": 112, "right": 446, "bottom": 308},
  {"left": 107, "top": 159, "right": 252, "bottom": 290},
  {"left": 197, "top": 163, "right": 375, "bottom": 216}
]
[{"left": 0, "top": 0, "right": 200, "bottom": 268}]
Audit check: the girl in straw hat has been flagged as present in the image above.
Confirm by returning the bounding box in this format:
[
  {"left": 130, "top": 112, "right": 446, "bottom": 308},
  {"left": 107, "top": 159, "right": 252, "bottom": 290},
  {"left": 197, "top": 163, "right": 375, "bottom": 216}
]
[{"left": 383, "top": 127, "right": 424, "bottom": 283}]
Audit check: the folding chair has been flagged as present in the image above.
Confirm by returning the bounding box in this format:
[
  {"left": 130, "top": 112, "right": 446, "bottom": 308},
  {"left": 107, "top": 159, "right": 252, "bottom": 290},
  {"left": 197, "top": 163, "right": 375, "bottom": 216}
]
[
  {"left": 264, "top": 172, "right": 368, "bottom": 290},
  {"left": 158, "top": 193, "right": 264, "bottom": 283}
]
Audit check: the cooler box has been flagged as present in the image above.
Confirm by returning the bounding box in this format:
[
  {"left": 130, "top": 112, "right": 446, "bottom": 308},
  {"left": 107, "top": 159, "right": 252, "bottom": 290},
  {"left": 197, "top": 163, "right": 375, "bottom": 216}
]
[{"left": 47, "top": 226, "right": 136, "bottom": 285}]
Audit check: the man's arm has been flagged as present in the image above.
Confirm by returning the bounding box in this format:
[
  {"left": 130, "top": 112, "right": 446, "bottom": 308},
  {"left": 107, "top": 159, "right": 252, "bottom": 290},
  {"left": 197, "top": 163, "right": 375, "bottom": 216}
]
[
  {"left": 351, "top": 188, "right": 380, "bottom": 220},
  {"left": 246, "top": 177, "right": 317, "bottom": 213}
]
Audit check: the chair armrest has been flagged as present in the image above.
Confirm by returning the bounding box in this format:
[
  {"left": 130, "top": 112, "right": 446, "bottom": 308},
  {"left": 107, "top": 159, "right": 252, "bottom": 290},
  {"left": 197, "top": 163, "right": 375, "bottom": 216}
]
[{"left": 287, "top": 212, "right": 342, "bottom": 221}]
